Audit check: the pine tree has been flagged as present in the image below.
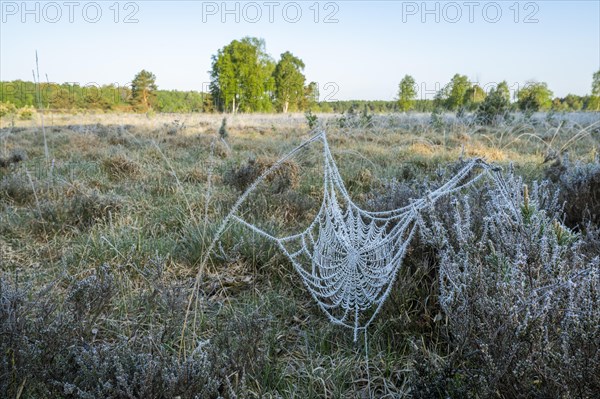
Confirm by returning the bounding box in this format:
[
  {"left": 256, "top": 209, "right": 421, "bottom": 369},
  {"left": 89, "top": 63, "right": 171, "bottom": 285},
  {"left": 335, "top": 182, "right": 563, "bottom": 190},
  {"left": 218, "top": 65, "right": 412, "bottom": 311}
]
[{"left": 131, "top": 70, "right": 157, "bottom": 112}]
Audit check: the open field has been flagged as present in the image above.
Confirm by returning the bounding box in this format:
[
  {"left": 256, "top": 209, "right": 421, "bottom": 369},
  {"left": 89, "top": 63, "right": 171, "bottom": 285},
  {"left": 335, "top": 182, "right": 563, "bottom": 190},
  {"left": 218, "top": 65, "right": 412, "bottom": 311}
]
[{"left": 1, "top": 111, "right": 600, "bottom": 398}]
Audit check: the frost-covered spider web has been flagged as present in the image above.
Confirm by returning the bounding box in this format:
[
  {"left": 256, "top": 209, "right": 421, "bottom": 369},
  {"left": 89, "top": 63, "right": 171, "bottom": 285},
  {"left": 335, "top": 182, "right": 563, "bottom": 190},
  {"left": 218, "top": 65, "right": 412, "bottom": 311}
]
[{"left": 229, "top": 130, "right": 493, "bottom": 341}]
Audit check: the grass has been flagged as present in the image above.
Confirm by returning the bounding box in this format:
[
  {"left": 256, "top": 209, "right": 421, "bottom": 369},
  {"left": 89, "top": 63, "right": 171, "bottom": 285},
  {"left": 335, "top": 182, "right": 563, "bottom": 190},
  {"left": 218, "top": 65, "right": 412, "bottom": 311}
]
[{"left": 1, "top": 111, "right": 599, "bottom": 398}]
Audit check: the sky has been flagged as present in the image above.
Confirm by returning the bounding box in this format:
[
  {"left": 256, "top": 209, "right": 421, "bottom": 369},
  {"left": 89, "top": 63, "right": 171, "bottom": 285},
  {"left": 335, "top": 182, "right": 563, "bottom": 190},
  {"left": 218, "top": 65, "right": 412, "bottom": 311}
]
[{"left": 1, "top": 0, "right": 599, "bottom": 101}]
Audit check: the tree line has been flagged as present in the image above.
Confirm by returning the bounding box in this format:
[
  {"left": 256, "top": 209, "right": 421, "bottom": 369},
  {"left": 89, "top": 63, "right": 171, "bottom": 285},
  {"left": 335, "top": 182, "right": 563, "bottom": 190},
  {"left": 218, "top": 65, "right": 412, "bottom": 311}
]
[
  {"left": 0, "top": 74, "right": 213, "bottom": 114},
  {"left": 398, "top": 73, "right": 600, "bottom": 115},
  {"left": 1, "top": 37, "right": 599, "bottom": 116}
]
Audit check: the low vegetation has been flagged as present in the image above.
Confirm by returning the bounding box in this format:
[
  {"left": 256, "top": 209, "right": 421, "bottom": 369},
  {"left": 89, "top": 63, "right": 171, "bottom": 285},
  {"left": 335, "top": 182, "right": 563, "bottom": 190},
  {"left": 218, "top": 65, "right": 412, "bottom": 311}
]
[{"left": 1, "top": 111, "right": 599, "bottom": 397}]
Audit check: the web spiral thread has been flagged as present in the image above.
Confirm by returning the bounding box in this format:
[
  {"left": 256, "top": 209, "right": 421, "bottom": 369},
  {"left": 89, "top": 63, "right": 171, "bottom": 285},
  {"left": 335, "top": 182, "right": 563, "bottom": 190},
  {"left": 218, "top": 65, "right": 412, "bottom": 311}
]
[{"left": 231, "top": 130, "right": 494, "bottom": 341}]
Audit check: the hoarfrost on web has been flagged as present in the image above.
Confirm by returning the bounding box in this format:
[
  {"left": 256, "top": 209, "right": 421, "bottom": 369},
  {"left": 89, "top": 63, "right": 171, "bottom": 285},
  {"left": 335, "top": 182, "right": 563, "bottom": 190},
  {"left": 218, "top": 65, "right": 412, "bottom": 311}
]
[{"left": 231, "top": 130, "right": 495, "bottom": 340}]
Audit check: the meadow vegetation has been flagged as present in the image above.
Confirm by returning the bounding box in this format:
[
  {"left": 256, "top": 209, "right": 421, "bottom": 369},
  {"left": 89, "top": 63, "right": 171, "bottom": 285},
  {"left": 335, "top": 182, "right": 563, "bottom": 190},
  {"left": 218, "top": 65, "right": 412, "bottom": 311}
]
[{"left": 1, "top": 111, "right": 599, "bottom": 398}]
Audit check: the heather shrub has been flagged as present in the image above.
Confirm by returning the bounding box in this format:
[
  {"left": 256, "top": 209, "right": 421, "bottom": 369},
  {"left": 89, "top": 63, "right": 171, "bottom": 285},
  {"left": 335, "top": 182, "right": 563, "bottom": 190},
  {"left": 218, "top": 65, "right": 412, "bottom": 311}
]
[
  {"left": 0, "top": 261, "right": 263, "bottom": 398},
  {"left": 414, "top": 170, "right": 600, "bottom": 397},
  {"left": 0, "top": 150, "right": 26, "bottom": 169},
  {"left": 545, "top": 155, "right": 600, "bottom": 228},
  {"left": 0, "top": 173, "right": 34, "bottom": 204}
]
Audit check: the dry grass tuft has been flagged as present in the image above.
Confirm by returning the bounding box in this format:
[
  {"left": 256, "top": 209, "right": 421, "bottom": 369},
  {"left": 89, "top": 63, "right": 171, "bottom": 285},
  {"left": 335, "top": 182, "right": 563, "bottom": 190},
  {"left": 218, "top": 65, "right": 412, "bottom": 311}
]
[
  {"left": 101, "top": 154, "right": 140, "bottom": 180},
  {"left": 224, "top": 157, "right": 300, "bottom": 193}
]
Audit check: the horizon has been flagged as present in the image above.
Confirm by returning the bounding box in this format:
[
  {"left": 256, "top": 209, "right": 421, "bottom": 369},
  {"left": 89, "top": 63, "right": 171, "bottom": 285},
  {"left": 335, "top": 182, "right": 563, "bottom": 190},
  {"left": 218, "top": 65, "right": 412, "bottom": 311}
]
[{"left": 1, "top": 1, "right": 599, "bottom": 101}]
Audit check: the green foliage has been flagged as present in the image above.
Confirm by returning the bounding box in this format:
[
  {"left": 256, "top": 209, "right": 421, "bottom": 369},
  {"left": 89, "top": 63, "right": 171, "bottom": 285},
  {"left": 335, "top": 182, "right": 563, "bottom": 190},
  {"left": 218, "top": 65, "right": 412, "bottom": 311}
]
[
  {"left": 443, "top": 74, "right": 472, "bottom": 111},
  {"left": 18, "top": 106, "right": 35, "bottom": 120},
  {"left": 322, "top": 99, "right": 401, "bottom": 114},
  {"left": 475, "top": 81, "right": 511, "bottom": 125},
  {"left": 588, "top": 96, "right": 600, "bottom": 111},
  {"left": 592, "top": 70, "right": 600, "bottom": 97},
  {"left": 131, "top": 70, "right": 158, "bottom": 112},
  {"left": 0, "top": 80, "right": 217, "bottom": 113},
  {"left": 397, "top": 75, "right": 417, "bottom": 111},
  {"left": 335, "top": 106, "right": 373, "bottom": 128},
  {"left": 463, "top": 84, "right": 486, "bottom": 110},
  {"left": 273, "top": 51, "right": 306, "bottom": 113},
  {"left": 360, "top": 106, "right": 374, "bottom": 127},
  {"left": 430, "top": 106, "right": 444, "bottom": 130},
  {"left": 0, "top": 101, "right": 17, "bottom": 117},
  {"left": 210, "top": 37, "right": 275, "bottom": 113},
  {"left": 589, "top": 70, "right": 600, "bottom": 111},
  {"left": 155, "top": 90, "right": 208, "bottom": 113},
  {"left": 552, "top": 94, "right": 584, "bottom": 111},
  {"left": 517, "top": 81, "right": 553, "bottom": 111},
  {"left": 305, "top": 109, "right": 318, "bottom": 129},
  {"left": 303, "top": 81, "right": 319, "bottom": 111}
]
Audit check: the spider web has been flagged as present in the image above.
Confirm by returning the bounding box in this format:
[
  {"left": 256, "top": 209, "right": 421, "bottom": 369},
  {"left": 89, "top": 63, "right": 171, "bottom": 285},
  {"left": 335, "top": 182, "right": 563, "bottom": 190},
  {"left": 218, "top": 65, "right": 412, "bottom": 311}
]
[{"left": 230, "top": 131, "right": 491, "bottom": 341}]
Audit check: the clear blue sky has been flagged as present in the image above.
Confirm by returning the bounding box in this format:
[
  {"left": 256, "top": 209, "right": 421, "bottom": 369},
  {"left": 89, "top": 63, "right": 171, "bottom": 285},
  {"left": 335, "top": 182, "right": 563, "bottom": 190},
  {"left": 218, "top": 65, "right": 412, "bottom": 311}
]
[{"left": 1, "top": 1, "right": 599, "bottom": 100}]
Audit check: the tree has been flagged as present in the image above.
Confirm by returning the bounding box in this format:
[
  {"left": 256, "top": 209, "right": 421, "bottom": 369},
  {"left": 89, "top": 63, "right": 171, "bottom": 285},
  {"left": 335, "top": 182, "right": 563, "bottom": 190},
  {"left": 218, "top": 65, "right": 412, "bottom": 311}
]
[
  {"left": 445, "top": 74, "right": 472, "bottom": 111},
  {"left": 475, "top": 81, "right": 511, "bottom": 125},
  {"left": 210, "top": 37, "right": 275, "bottom": 113},
  {"left": 563, "top": 94, "right": 583, "bottom": 111},
  {"left": 131, "top": 70, "right": 157, "bottom": 112},
  {"left": 397, "top": 75, "right": 417, "bottom": 112},
  {"left": 593, "top": 70, "right": 600, "bottom": 97},
  {"left": 517, "top": 81, "right": 553, "bottom": 111},
  {"left": 302, "top": 81, "right": 319, "bottom": 111},
  {"left": 273, "top": 51, "right": 306, "bottom": 113},
  {"left": 591, "top": 70, "right": 600, "bottom": 111},
  {"left": 551, "top": 98, "right": 569, "bottom": 112},
  {"left": 464, "top": 84, "right": 486, "bottom": 110}
]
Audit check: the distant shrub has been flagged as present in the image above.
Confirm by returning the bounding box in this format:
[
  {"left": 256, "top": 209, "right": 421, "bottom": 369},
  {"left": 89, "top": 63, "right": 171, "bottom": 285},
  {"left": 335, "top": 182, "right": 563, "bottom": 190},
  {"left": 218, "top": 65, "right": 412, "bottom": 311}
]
[
  {"left": 475, "top": 94, "right": 511, "bottom": 126},
  {"left": 0, "top": 101, "right": 17, "bottom": 118},
  {"left": 305, "top": 110, "right": 318, "bottom": 129},
  {"left": 336, "top": 106, "right": 374, "bottom": 129},
  {"left": 18, "top": 106, "right": 35, "bottom": 120},
  {"left": 430, "top": 108, "right": 444, "bottom": 130},
  {"left": 145, "top": 109, "right": 156, "bottom": 119}
]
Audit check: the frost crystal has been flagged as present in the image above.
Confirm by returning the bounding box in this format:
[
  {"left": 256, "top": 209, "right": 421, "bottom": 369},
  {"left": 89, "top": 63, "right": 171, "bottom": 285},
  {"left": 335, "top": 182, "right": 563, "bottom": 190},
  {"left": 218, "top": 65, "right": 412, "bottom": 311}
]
[{"left": 231, "top": 131, "right": 493, "bottom": 340}]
